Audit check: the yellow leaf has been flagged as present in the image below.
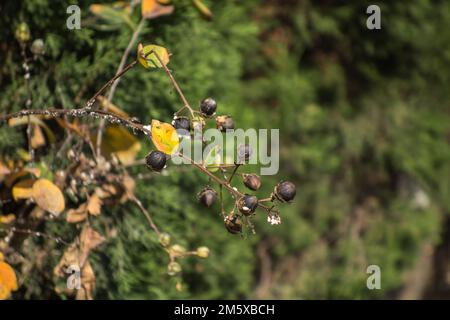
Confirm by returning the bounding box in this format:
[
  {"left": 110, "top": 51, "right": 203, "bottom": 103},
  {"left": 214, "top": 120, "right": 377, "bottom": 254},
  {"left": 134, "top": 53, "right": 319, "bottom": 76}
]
[
  {"left": 141, "top": 0, "right": 174, "bottom": 19},
  {"left": 12, "top": 178, "right": 35, "bottom": 201},
  {"left": 93, "top": 125, "right": 141, "bottom": 165},
  {"left": 137, "top": 43, "right": 170, "bottom": 69},
  {"left": 151, "top": 120, "right": 179, "bottom": 155},
  {"left": 0, "top": 214, "right": 16, "bottom": 225},
  {"left": 32, "top": 179, "right": 65, "bottom": 215}
]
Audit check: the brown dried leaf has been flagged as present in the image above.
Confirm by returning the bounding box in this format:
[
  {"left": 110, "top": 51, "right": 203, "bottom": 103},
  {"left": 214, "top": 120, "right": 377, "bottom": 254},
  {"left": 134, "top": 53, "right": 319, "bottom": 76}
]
[
  {"left": 30, "top": 124, "right": 46, "bottom": 149},
  {"left": 87, "top": 193, "right": 102, "bottom": 216},
  {"left": 66, "top": 203, "right": 88, "bottom": 223},
  {"left": 75, "top": 261, "right": 96, "bottom": 300},
  {"left": 32, "top": 179, "right": 65, "bottom": 215},
  {"left": 79, "top": 225, "right": 105, "bottom": 267},
  {"left": 54, "top": 245, "right": 79, "bottom": 278}
]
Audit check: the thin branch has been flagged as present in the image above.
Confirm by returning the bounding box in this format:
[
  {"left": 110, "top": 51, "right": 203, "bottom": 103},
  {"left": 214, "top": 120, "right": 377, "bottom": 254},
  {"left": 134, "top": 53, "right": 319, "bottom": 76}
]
[
  {"left": 129, "top": 194, "right": 161, "bottom": 237},
  {"left": 96, "top": 18, "right": 146, "bottom": 156},
  {"left": 0, "top": 107, "right": 150, "bottom": 135},
  {"left": 151, "top": 51, "right": 195, "bottom": 118}
]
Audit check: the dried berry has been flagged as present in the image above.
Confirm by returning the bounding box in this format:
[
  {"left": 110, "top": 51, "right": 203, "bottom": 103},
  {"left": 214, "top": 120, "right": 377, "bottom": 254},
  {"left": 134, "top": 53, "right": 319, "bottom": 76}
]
[
  {"left": 200, "top": 97, "right": 217, "bottom": 116},
  {"left": 172, "top": 116, "right": 190, "bottom": 131},
  {"left": 216, "top": 115, "right": 234, "bottom": 132},
  {"left": 197, "top": 187, "right": 217, "bottom": 207},
  {"left": 145, "top": 150, "right": 166, "bottom": 171},
  {"left": 243, "top": 174, "right": 261, "bottom": 191},
  {"left": 237, "top": 144, "right": 253, "bottom": 162},
  {"left": 273, "top": 181, "right": 296, "bottom": 202},
  {"left": 224, "top": 214, "right": 242, "bottom": 234},
  {"left": 237, "top": 195, "right": 258, "bottom": 215}
]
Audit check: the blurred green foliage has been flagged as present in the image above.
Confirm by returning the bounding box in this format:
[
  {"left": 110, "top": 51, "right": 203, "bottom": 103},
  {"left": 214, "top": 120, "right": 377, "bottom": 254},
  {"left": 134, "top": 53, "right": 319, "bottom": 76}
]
[{"left": 0, "top": 0, "right": 449, "bottom": 299}]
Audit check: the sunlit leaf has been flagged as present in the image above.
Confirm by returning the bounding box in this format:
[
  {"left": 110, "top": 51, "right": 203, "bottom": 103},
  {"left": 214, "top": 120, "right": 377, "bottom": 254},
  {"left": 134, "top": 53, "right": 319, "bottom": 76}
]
[
  {"left": 151, "top": 120, "right": 179, "bottom": 155},
  {"left": 32, "top": 179, "right": 65, "bottom": 215},
  {"left": 12, "top": 178, "right": 35, "bottom": 201},
  {"left": 141, "top": 0, "right": 174, "bottom": 19},
  {"left": 137, "top": 43, "right": 170, "bottom": 69}
]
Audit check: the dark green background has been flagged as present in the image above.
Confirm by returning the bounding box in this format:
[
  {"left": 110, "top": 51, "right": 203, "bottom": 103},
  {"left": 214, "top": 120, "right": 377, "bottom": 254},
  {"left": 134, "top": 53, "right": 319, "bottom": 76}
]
[{"left": 1, "top": 0, "right": 450, "bottom": 299}]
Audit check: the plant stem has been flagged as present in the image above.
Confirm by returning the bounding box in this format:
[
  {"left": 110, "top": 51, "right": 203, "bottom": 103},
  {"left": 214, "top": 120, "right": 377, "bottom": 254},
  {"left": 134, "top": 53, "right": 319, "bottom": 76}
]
[
  {"left": 96, "top": 18, "right": 146, "bottom": 157},
  {"left": 151, "top": 51, "right": 195, "bottom": 118}
]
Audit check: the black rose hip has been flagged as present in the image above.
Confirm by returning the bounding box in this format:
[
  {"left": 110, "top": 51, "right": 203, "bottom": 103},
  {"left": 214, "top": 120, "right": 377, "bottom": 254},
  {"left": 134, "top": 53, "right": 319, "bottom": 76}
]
[
  {"left": 200, "top": 97, "right": 217, "bottom": 116},
  {"left": 198, "top": 187, "right": 217, "bottom": 207},
  {"left": 145, "top": 150, "right": 167, "bottom": 172},
  {"left": 273, "top": 181, "right": 296, "bottom": 202}
]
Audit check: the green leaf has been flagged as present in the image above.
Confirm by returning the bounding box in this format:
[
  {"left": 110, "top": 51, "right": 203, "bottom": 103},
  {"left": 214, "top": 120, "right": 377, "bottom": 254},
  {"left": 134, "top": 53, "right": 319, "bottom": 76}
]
[{"left": 137, "top": 43, "right": 170, "bottom": 69}]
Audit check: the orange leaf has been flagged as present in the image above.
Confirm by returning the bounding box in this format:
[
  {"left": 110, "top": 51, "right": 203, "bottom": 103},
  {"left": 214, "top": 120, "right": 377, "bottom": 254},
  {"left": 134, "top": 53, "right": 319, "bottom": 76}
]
[
  {"left": 150, "top": 120, "right": 179, "bottom": 155},
  {"left": 0, "top": 261, "right": 18, "bottom": 300},
  {"left": 141, "top": 0, "right": 174, "bottom": 19}
]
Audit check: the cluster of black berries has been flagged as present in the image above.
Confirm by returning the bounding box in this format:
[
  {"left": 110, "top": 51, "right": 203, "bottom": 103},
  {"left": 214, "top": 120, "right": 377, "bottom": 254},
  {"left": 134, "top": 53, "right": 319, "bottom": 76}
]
[{"left": 145, "top": 97, "right": 297, "bottom": 235}]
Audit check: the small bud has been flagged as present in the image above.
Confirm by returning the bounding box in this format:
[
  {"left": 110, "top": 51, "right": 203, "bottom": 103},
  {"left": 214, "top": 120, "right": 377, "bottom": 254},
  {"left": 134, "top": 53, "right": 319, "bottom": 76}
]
[
  {"left": 31, "top": 39, "right": 45, "bottom": 56},
  {"left": 243, "top": 174, "right": 261, "bottom": 191},
  {"left": 200, "top": 97, "right": 217, "bottom": 116},
  {"left": 216, "top": 115, "right": 234, "bottom": 132},
  {"left": 170, "top": 244, "right": 187, "bottom": 256},
  {"left": 237, "top": 144, "right": 252, "bottom": 162},
  {"left": 273, "top": 181, "right": 296, "bottom": 202},
  {"left": 172, "top": 116, "right": 190, "bottom": 131},
  {"left": 15, "top": 22, "right": 31, "bottom": 43},
  {"left": 224, "top": 214, "right": 242, "bottom": 234},
  {"left": 158, "top": 232, "right": 171, "bottom": 247},
  {"left": 196, "top": 246, "right": 210, "bottom": 258},
  {"left": 197, "top": 187, "right": 217, "bottom": 207},
  {"left": 145, "top": 150, "right": 167, "bottom": 171},
  {"left": 237, "top": 195, "right": 258, "bottom": 216},
  {"left": 167, "top": 261, "right": 182, "bottom": 276}
]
